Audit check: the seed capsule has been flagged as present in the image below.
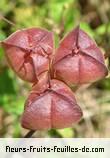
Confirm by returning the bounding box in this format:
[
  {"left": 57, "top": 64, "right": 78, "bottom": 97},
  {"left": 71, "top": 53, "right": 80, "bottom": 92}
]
[
  {"left": 2, "top": 28, "right": 54, "bottom": 82},
  {"left": 21, "top": 73, "right": 82, "bottom": 130},
  {"left": 53, "top": 26, "right": 108, "bottom": 87}
]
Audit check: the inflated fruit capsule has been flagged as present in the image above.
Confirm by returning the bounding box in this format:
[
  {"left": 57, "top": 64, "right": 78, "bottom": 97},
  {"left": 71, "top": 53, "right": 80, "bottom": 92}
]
[
  {"left": 53, "top": 26, "right": 108, "bottom": 87},
  {"left": 2, "top": 28, "right": 54, "bottom": 82},
  {"left": 21, "top": 73, "right": 82, "bottom": 130}
]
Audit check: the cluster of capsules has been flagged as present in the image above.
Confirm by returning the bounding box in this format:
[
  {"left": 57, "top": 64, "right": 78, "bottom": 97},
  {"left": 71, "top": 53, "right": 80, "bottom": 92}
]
[{"left": 1, "top": 26, "right": 108, "bottom": 130}]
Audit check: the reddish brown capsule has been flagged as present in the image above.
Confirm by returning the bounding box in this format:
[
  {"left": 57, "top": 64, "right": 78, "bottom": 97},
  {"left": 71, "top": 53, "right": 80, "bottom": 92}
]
[
  {"left": 2, "top": 28, "right": 54, "bottom": 82},
  {"left": 21, "top": 73, "right": 82, "bottom": 130},
  {"left": 53, "top": 27, "right": 108, "bottom": 87}
]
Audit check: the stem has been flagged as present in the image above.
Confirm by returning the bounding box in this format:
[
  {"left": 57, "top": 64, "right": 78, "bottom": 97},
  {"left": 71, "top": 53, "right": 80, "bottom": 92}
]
[
  {"left": 24, "top": 130, "right": 35, "bottom": 138},
  {"left": 0, "top": 13, "right": 16, "bottom": 26}
]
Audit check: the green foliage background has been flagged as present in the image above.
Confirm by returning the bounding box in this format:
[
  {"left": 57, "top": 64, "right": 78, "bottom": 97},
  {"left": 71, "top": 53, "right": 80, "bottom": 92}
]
[{"left": 0, "top": 0, "right": 110, "bottom": 137}]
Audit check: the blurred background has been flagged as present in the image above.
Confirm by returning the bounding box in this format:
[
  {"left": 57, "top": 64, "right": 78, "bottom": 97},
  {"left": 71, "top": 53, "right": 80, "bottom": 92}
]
[{"left": 0, "top": 0, "right": 110, "bottom": 138}]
